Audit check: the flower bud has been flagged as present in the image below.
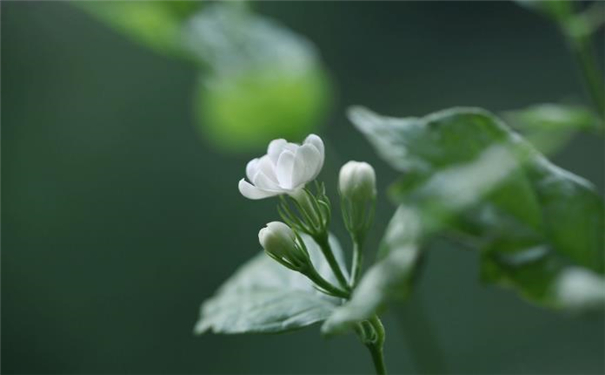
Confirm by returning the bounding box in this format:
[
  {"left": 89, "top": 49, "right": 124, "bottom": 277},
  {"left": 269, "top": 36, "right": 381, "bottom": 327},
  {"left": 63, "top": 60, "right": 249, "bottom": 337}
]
[
  {"left": 258, "top": 221, "right": 308, "bottom": 270},
  {"left": 339, "top": 161, "right": 376, "bottom": 202},
  {"left": 339, "top": 161, "right": 376, "bottom": 238}
]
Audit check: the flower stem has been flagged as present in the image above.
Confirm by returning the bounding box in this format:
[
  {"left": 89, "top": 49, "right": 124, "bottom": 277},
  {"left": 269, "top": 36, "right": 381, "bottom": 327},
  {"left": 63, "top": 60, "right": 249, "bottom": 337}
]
[
  {"left": 314, "top": 233, "right": 350, "bottom": 290},
  {"left": 560, "top": 3, "right": 605, "bottom": 120},
  {"left": 350, "top": 240, "right": 363, "bottom": 287},
  {"left": 568, "top": 32, "right": 605, "bottom": 119},
  {"left": 367, "top": 343, "right": 387, "bottom": 375},
  {"left": 305, "top": 266, "right": 350, "bottom": 299},
  {"left": 365, "top": 316, "right": 387, "bottom": 375}
]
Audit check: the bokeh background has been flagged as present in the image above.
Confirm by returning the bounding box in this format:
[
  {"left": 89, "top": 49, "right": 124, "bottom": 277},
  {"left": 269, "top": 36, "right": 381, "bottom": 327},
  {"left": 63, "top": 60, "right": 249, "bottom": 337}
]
[{"left": 2, "top": 1, "right": 604, "bottom": 374}]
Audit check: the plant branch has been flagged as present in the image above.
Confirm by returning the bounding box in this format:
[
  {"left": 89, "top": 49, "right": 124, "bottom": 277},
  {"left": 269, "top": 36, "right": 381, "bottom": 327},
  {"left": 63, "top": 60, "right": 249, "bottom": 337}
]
[
  {"left": 569, "top": 32, "right": 605, "bottom": 119},
  {"left": 304, "top": 266, "right": 350, "bottom": 299},
  {"left": 366, "top": 316, "right": 387, "bottom": 375},
  {"left": 560, "top": 3, "right": 605, "bottom": 119},
  {"left": 314, "top": 233, "right": 350, "bottom": 290},
  {"left": 350, "top": 240, "right": 364, "bottom": 287}
]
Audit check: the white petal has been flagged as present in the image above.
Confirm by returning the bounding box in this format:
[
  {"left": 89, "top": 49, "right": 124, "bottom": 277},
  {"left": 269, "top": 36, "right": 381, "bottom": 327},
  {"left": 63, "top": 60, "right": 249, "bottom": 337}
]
[
  {"left": 304, "top": 134, "right": 324, "bottom": 156},
  {"left": 257, "top": 155, "right": 279, "bottom": 183},
  {"left": 276, "top": 150, "right": 296, "bottom": 189},
  {"left": 267, "top": 139, "right": 287, "bottom": 165},
  {"left": 252, "top": 170, "right": 281, "bottom": 190},
  {"left": 292, "top": 144, "right": 321, "bottom": 188},
  {"left": 304, "top": 134, "right": 324, "bottom": 178},
  {"left": 284, "top": 142, "right": 299, "bottom": 153},
  {"left": 246, "top": 158, "right": 260, "bottom": 182},
  {"left": 290, "top": 154, "right": 307, "bottom": 189},
  {"left": 238, "top": 179, "right": 279, "bottom": 200}
]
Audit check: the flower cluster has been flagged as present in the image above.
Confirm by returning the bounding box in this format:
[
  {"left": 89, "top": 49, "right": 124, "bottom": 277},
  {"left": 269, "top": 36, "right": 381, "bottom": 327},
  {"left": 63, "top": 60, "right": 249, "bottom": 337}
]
[{"left": 238, "top": 134, "right": 376, "bottom": 297}]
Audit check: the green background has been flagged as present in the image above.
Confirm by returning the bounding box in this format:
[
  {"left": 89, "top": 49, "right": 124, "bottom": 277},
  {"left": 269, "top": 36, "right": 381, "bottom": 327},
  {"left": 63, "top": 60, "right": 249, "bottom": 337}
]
[{"left": 2, "top": 1, "right": 604, "bottom": 374}]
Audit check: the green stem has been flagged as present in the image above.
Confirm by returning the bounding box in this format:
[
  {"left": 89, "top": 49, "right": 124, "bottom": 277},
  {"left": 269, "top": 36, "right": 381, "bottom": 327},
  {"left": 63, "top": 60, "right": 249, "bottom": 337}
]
[
  {"left": 563, "top": 5, "right": 605, "bottom": 119},
  {"left": 304, "top": 266, "right": 350, "bottom": 299},
  {"left": 367, "top": 343, "right": 387, "bottom": 375},
  {"left": 314, "top": 233, "right": 350, "bottom": 290},
  {"left": 394, "top": 296, "right": 448, "bottom": 374},
  {"left": 350, "top": 240, "right": 363, "bottom": 287},
  {"left": 570, "top": 35, "right": 605, "bottom": 119},
  {"left": 366, "top": 316, "right": 387, "bottom": 375}
]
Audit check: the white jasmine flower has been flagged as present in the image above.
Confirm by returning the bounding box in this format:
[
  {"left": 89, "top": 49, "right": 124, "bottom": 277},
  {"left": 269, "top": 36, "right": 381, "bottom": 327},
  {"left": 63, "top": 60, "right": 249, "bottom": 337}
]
[{"left": 238, "top": 134, "right": 325, "bottom": 199}]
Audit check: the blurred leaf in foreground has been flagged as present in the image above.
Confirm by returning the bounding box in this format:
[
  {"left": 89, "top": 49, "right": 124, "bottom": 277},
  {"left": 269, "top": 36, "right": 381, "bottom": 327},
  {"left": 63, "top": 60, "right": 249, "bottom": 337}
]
[
  {"left": 514, "top": 0, "right": 574, "bottom": 23},
  {"left": 185, "top": 5, "right": 331, "bottom": 152},
  {"left": 323, "top": 106, "right": 604, "bottom": 334},
  {"left": 75, "top": 1, "right": 203, "bottom": 56},
  {"left": 503, "top": 103, "right": 603, "bottom": 155},
  {"left": 75, "top": 2, "right": 332, "bottom": 153}
]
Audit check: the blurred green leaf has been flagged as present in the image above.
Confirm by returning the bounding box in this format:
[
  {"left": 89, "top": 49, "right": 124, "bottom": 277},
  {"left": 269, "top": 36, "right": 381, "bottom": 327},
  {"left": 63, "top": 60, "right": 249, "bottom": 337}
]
[
  {"left": 514, "top": 0, "right": 574, "bottom": 23},
  {"left": 515, "top": 0, "right": 605, "bottom": 38},
  {"left": 185, "top": 5, "right": 331, "bottom": 152},
  {"left": 194, "top": 67, "right": 330, "bottom": 152},
  {"left": 323, "top": 144, "right": 524, "bottom": 333},
  {"left": 74, "top": 1, "right": 203, "bottom": 56},
  {"left": 503, "top": 103, "right": 603, "bottom": 155},
  {"left": 324, "top": 106, "right": 605, "bottom": 333},
  {"left": 76, "top": 2, "right": 332, "bottom": 153},
  {"left": 196, "top": 234, "right": 346, "bottom": 334}
]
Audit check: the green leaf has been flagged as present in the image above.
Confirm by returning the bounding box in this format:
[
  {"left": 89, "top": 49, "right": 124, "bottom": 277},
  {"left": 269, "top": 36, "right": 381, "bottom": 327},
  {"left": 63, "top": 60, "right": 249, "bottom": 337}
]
[
  {"left": 184, "top": 5, "right": 331, "bottom": 152},
  {"left": 77, "top": 2, "right": 332, "bottom": 153},
  {"left": 502, "top": 103, "right": 603, "bottom": 155},
  {"left": 325, "top": 106, "right": 604, "bottom": 332},
  {"left": 350, "top": 105, "right": 603, "bottom": 273},
  {"left": 195, "top": 234, "right": 347, "bottom": 334},
  {"left": 514, "top": 0, "right": 574, "bottom": 23},
  {"left": 323, "top": 144, "right": 525, "bottom": 333},
  {"left": 74, "top": 1, "right": 203, "bottom": 56}
]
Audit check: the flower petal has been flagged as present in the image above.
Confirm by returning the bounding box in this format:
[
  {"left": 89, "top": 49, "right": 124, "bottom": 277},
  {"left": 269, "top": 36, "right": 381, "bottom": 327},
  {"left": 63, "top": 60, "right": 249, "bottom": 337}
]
[
  {"left": 276, "top": 150, "right": 296, "bottom": 189},
  {"left": 246, "top": 158, "right": 260, "bottom": 182},
  {"left": 267, "top": 139, "right": 287, "bottom": 165},
  {"left": 304, "top": 134, "right": 324, "bottom": 156},
  {"left": 292, "top": 144, "right": 321, "bottom": 188},
  {"left": 238, "top": 179, "right": 279, "bottom": 200},
  {"left": 304, "top": 134, "right": 324, "bottom": 178},
  {"left": 257, "top": 155, "right": 279, "bottom": 183},
  {"left": 253, "top": 170, "right": 281, "bottom": 190},
  {"left": 284, "top": 142, "right": 298, "bottom": 153}
]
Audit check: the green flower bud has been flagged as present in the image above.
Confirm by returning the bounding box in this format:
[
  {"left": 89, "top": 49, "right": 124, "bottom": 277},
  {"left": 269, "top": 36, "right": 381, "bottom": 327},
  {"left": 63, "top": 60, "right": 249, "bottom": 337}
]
[
  {"left": 339, "top": 161, "right": 376, "bottom": 202},
  {"left": 258, "top": 221, "right": 308, "bottom": 270},
  {"left": 339, "top": 161, "right": 376, "bottom": 239}
]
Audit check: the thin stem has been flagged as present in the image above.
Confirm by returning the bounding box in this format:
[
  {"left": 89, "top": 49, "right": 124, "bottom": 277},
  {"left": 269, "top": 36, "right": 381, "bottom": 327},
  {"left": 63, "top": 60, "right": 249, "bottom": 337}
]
[
  {"left": 314, "top": 233, "right": 350, "bottom": 290},
  {"left": 366, "top": 316, "right": 387, "bottom": 375},
  {"left": 570, "top": 34, "right": 605, "bottom": 119},
  {"left": 350, "top": 240, "right": 363, "bottom": 287},
  {"left": 367, "top": 344, "right": 387, "bottom": 375},
  {"left": 304, "top": 267, "right": 350, "bottom": 299},
  {"left": 562, "top": 3, "right": 605, "bottom": 119}
]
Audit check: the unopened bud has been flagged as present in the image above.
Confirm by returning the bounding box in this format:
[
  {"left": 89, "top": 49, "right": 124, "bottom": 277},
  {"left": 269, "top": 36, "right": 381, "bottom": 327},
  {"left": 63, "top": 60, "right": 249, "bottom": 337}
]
[
  {"left": 339, "top": 161, "right": 376, "bottom": 238},
  {"left": 339, "top": 161, "right": 376, "bottom": 202},
  {"left": 258, "top": 221, "right": 308, "bottom": 270}
]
